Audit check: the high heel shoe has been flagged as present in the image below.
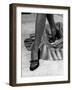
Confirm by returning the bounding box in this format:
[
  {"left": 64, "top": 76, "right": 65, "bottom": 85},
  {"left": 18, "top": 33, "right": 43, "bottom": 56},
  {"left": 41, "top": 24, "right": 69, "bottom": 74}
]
[{"left": 30, "top": 49, "right": 40, "bottom": 71}]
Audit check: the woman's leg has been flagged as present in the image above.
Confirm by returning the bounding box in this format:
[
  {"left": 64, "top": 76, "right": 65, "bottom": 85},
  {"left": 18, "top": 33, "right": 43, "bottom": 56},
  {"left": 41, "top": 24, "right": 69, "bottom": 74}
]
[
  {"left": 30, "top": 14, "right": 46, "bottom": 71},
  {"left": 46, "top": 14, "right": 56, "bottom": 41}
]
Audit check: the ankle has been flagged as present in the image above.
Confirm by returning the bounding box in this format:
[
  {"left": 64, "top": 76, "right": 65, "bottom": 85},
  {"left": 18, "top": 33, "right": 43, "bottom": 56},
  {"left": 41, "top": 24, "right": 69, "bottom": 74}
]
[{"left": 31, "top": 50, "right": 38, "bottom": 60}]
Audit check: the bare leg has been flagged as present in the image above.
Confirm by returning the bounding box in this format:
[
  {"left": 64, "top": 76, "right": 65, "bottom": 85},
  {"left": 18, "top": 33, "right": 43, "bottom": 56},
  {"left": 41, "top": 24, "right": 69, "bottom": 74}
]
[{"left": 30, "top": 14, "right": 46, "bottom": 71}]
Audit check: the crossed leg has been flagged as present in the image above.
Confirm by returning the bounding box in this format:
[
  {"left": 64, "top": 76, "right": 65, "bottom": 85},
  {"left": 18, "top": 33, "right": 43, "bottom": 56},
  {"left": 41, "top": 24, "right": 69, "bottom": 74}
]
[{"left": 30, "top": 14, "right": 56, "bottom": 71}]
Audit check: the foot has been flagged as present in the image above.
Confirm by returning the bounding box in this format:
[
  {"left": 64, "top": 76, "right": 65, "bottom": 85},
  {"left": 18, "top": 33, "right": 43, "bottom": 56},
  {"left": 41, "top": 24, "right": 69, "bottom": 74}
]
[
  {"left": 46, "top": 27, "right": 56, "bottom": 43},
  {"left": 30, "top": 49, "right": 40, "bottom": 71},
  {"left": 30, "top": 60, "right": 39, "bottom": 71}
]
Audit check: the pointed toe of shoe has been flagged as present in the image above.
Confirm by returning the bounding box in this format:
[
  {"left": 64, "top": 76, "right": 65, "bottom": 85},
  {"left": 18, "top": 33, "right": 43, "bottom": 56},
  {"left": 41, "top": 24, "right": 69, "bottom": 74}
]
[{"left": 30, "top": 60, "right": 39, "bottom": 71}]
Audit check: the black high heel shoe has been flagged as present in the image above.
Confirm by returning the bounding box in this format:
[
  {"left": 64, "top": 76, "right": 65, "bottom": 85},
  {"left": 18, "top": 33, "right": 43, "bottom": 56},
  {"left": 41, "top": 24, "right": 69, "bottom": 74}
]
[{"left": 30, "top": 49, "right": 40, "bottom": 71}]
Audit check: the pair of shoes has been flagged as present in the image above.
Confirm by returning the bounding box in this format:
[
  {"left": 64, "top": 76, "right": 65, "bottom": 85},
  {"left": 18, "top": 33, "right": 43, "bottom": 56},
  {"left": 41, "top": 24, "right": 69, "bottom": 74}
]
[{"left": 30, "top": 50, "right": 40, "bottom": 71}]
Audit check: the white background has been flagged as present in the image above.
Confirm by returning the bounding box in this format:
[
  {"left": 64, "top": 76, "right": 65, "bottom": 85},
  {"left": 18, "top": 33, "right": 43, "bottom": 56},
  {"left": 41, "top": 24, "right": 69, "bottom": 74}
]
[{"left": 0, "top": 0, "right": 72, "bottom": 90}]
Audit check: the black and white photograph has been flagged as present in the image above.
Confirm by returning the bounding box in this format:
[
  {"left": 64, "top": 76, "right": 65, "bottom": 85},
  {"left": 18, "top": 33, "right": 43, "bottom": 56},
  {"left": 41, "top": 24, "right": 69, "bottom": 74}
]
[
  {"left": 9, "top": 4, "right": 70, "bottom": 86},
  {"left": 22, "top": 13, "right": 63, "bottom": 75}
]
